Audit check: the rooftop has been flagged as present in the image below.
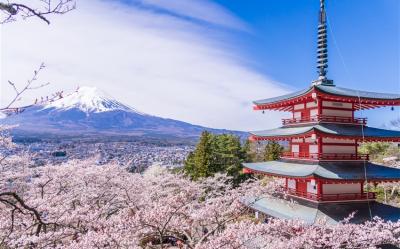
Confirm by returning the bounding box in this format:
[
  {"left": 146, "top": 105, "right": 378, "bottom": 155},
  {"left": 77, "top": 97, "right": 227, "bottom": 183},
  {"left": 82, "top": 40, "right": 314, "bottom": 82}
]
[
  {"left": 250, "top": 123, "right": 400, "bottom": 142},
  {"left": 253, "top": 85, "right": 400, "bottom": 110},
  {"left": 242, "top": 161, "right": 400, "bottom": 181},
  {"left": 245, "top": 197, "right": 400, "bottom": 224}
]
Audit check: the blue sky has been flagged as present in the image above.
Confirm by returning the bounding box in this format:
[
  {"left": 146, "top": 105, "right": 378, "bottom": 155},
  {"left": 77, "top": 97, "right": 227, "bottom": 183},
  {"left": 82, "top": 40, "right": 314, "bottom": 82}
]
[
  {"left": 213, "top": 0, "right": 400, "bottom": 127},
  {"left": 2, "top": 0, "right": 399, "bottom": 130},
  {"left": 215, "top": 0, "right": 399, "bottom": 90}
]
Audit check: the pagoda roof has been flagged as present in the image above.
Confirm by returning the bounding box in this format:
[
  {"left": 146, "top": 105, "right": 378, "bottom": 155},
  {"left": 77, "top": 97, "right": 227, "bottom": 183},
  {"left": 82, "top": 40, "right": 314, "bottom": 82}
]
[
  {"left": 244, "top": 197, "right": 400, "bottom": 224},
  {"left": 242, "top": 161, "right": 400, "bottom": 181},
  {"left": 317, "top": 85, "right": 400, "bottom": 100},
  {"left": 254, "top": 85, "right": 400, "bottom": 111},
  {"left": 250, "top": 123, "right": 400, "bottom": 142},
  {"left": 254, "top": 88, "right": 311, "bottom": 106}
]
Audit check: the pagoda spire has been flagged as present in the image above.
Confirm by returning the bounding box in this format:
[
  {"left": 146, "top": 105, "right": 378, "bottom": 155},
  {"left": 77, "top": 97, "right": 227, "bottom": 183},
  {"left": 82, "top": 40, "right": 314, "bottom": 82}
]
[{"left": 313, "top": 0, "right": 334, "bottom": 86}]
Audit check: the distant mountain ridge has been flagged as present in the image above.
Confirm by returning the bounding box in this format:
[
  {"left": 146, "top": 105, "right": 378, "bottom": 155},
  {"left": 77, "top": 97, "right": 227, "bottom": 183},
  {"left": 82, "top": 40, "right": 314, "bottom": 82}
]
[{"left": 1, "top": 87, "right": 245, "bottom": 141}]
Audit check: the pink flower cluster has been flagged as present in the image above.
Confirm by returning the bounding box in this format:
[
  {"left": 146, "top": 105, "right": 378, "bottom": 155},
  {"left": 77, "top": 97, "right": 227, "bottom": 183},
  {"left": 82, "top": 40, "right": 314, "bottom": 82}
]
[{"left": 0, "top": 158, "right": 399, "bottom": 248}]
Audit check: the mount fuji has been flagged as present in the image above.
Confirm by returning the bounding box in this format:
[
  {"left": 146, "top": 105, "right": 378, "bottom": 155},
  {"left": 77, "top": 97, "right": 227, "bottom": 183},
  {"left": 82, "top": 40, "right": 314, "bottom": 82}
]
[{"left": 1, "top": 87, "right": 244, "bottom": 142}]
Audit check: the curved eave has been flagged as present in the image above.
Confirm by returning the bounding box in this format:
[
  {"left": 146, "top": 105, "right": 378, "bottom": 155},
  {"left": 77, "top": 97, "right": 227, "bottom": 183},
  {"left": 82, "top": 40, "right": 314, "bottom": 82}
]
[
  {"left": 253, "top": 85, "right": 400, "bottom": 111},
  {"left": 249, "top": 124, "right": 400, "bottom": 142},
  {"left": 253, "top": 87, "right": 314, "bottom": 111},
  {"left": 245, "top": 197, "right": 400, "bottom": 224},
  {"left": 315, "top": 86, "right": 400, "bottom": 110},
  {"left": 243, "top": 161, "right": 400, "bottom": 182},
  {"left": 243, "top": 161, "right": 317, "bottom": 178}
]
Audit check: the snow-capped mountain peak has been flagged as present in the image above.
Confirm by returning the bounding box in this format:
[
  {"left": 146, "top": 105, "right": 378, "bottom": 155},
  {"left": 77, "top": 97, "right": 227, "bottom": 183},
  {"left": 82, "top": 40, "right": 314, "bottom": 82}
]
[
  {"left": 42, "top": 86, "right": 137, "bottom": 113},
  {"left": 1, "top": 86, "right": 244, "bottom": 140}
]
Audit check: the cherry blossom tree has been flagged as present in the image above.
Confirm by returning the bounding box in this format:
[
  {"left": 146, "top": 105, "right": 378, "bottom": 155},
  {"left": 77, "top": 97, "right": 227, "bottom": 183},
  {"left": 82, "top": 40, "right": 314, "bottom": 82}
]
[{"left": 0, "top": 160, "right": 399, "bottom": 248}]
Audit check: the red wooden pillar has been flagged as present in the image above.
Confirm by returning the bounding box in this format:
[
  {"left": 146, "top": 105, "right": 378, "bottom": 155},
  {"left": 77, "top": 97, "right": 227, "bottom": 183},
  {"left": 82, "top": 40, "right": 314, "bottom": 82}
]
[
  {"left": 317, "top": 179, "right": 323, "bottom": 200},
  {"left": 355, "top": 139, "right": 358, "bottom": 157},
  {"left": 318, "top": 136, "right": 323, "bottom": 155},
  {"left": 360, "top": 180, "right": 364, "bottom": 195},
  {"left": 317, "top": 96, "right": 323, "bottom": 116}
]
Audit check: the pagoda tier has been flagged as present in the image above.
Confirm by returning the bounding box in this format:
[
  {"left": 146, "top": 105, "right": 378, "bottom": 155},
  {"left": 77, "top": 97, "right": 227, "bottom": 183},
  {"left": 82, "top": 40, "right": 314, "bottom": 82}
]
[
  {"left": 249, "top": 124, "right": 400, "bottom": 142},
  {"left": 249, "top": 123, "right": 400, "bottom": 162},
  {"left": 243, "top": 161, "right": 400, "bottom": 203},
  {"left": 242, "top": 0, "right": 400, "bottom": 223},
  {"left": 244, "top": 123, "right": 400, "bottom": 203},
  {"left": 253, "top": 84, "right": 400, "bottom": 112},
  {"left": 244, "top": 197, "right": 400, "bottom": 224}
]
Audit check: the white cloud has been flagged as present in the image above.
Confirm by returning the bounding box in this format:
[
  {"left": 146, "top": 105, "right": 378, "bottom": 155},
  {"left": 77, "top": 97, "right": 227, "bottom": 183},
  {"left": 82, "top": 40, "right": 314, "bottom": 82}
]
[
  {"left": 0, "top": 0, "right": 288, "bottom": 131},
  {"left": 136, "top": 0, "right": 249, "bottom": 31}
]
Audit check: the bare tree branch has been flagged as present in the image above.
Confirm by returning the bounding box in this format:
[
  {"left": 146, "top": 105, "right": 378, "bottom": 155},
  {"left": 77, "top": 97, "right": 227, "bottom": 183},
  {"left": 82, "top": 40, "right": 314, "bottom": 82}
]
[
  {"left": 0, "top": 0, "right": 75, "bottom": 24},
  {"left": 1, "top": 63, "right": 48, "bottom": 111},
  {"left": 0, "top": 63, "right": 68, "bottom": 116},
  {"left": 0, "top": 192, "right": 48, "bottom": 236}
]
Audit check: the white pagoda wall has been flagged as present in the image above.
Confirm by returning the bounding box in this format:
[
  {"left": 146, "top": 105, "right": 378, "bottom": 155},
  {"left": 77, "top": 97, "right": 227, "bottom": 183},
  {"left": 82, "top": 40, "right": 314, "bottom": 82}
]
[
  {"left": 293, "top": 112, "right": 302, "bottom": 119},
  {"left": 306, "top": 101, "right": 318, "bottom": 108},
  {"left": 322, "top": 138, "right": 355, "bottom": 144},
  {"left": 321, "top": 101, "right": 353, "bottom": 118},
  {"left": 322, "top": 183, "right": 361, "bottom": 194},
  {"left": 322, "top": 145, "right": 356, "bottom": 154},
  {"left": 310, "top": 109, "right": 318, "bottom": 117},
  {"left": 309, "top": 145, "right": 318, "bottom": 154},
  {"left": 322, "top": 109, "right": 352, "bottom": 117},
  {"left": 321, "top": 138, "right": 356, "bottom": 154},
  {"left": 292, "top": 138, "right": 304, "bottom": 143},
  {"left": 322, "top": 101, "right": 352, "bottom": 109},
  {"left": 293, "top": 103, "right": 305, "bottom": 110},
  {"left": 291, "top": 144, "right": 299, "bottom": 153}
]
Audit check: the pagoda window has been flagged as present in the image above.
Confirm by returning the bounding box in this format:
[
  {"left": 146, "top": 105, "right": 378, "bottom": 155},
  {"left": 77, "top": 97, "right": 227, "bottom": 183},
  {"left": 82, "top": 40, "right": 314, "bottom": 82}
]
[
  {"left": 309, "top": 144, "right": 319, "bottom": 155},
  {"left": 304, "top": 137, "right": 315, "bottom": 143},
  {"left": 322, "top": 183, "right": 361, "bottom": 195},
  {"left": 294, "top": 103, "right": 305, "bottom": 110},
  {"left": 293, "top": 111, "right": 302, "bottom": 119},
  {"left": 322, "top": 101, "right": 353, "bottom": 109},
  {"left": 292, "top": 138, "right": 304, "bottom": 143},
  {"left": 287, "top": 179, "right": 296, "bottom": 189},
  {"left": 322, "top": 108, "right": 353, "bottom": 117},
  {"left": 322, "top": 138, "right": 355, "bottom": 144},
  {"left": 306, "top": 101, "right": 318, "bottom": 108},
  {"left": 307, "top": 180, "right": 318, "bottom": 194},
  {"left": 291, "top": 144, "right": 299, "bottom": 153},
  {"left": 322, "top": 145, "right": 356, "bottom": 154},
  {"left": 309, "top": 108, "right": 318, "bottom": 117}
]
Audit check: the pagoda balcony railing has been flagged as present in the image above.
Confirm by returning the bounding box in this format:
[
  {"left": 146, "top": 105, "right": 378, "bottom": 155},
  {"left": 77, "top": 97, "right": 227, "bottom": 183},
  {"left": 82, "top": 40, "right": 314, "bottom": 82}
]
[
  {"left": 286, "top": 189, "right": 375, "bottom": 202},
  {"left": 282, "top": 115, "right": 367, "bottom": 126},
  {"left": 281, "top": 152, "right": 369, "bottom": 161}
]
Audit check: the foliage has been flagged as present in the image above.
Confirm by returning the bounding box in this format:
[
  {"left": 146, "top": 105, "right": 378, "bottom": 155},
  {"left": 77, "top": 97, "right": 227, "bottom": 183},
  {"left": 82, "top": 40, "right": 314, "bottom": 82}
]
[
  {"left": 359, "top": 142, "right": 400, "bottom": 161},
  {"left": 372, "top": 182, "right": 400, "bottom": 207},
  {"left": 184, "top": 131, "right": 250, "bottom": 182},
  {"left": 263, "top": 141, "right": 284, "bottom": 161}
]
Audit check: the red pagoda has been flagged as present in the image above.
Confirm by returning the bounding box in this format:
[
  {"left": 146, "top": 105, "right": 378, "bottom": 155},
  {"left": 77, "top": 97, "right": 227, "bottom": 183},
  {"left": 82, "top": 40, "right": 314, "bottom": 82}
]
[{"left": 243, "top": 0, "right": 400, "bottom": 224}]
